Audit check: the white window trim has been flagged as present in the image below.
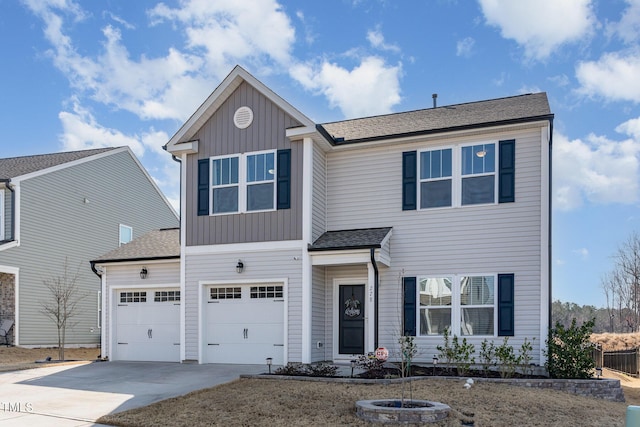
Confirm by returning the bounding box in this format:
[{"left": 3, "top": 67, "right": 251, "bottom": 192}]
[
  {"left": 119, "top": 224, "right": 133, "bottom": 246},
  {"left": 417, "top": 273, "right": 498, "bottom": 338},
  {"left": 418, "top": 141, "right": 498, "bottom": 210},
  {"left": 0, "top": 188, "right": 4, "bottom": 241},
  {"left": 209, "top": 149, "right": 277, "bottom": 216}
]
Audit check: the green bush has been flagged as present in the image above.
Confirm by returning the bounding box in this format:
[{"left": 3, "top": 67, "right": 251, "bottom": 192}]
[
  {"left": 479, "top": 339, "right": 496, "bottom": 376},
  {"left": 495, "top": 337, "right": 518, "bottom": 378},
  {"left": 306, "top": 362, "right": 338, "bottom": 377},
  {"left": 545, "top": 318, "right": 595, "bottom": 379},
  {"left": 436, "top": 327, "right": 475, "bottom": 376}
]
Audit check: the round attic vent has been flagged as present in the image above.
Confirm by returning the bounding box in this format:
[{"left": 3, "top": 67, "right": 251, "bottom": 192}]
[{"left": 233, "top": 106, "right": 254, "bottom": 129}]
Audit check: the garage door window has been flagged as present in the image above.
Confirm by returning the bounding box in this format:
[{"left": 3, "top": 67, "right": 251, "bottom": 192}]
[
  {"left": 250, "top": 285, "right": 283, "bottom": 299},
  {"left": 155, "top": 290, "right": 180, "bottom": 302},
  {"left": 120, "top": 291, "right": 147, "bottom": 303},
  {"left": 210, "top": 287, "right": 242, "bottom": 300}
]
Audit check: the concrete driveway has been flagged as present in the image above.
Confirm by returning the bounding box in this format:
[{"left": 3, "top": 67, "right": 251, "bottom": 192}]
[{"left": 0, "top": 361, "right": 265, "bottom": 426}]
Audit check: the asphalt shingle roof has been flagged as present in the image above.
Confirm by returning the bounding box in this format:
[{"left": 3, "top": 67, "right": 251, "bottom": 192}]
[
  {"left": 308, "top": 227, "right": 392, "bottom": 251},
  {"left": 319, "top": 92, "right": 552, "bottom": 143},
  {"left": 0, "top": 147, "right": 118, "bottom": 180},
  {"left": 92, "top": 228, "right": 180, "bottom": 262}
]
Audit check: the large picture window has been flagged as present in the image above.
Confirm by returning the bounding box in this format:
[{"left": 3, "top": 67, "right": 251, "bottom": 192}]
[
  {"left": 419, "top": 274, "right": 496, "bottom": 337},
  {"left": 210, "top": 150, "right": 276, "bottom": 215}
]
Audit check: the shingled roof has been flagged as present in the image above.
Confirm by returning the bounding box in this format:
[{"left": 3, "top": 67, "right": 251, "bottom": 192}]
[
  {"left": 0, "top": 147, "right": 118, "bottom": 180},
  {"left": 319, "top": 92, "right": 552, "bottom": 144},
  {"left": 308, "top": 227, "right": 392, "bottom": 251},
  {"left": 92, "top": 228, "right": 180, "bottom": 263}
]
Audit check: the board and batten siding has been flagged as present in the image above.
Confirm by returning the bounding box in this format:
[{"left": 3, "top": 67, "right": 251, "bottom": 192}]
[
  {"left": 184, "top": 247, "right": 303, "bottom": 362},
  {"left": 185, "top": 81, "right": 304, "bottom": 246},
  {"left": 311, "top": 144, "right": 327, "bottom": 242},
  {"left": 101, "top": 262, "right": 180, "bottom": 359},
  {"left": 0, "top": 150, "right": 178, "bottom": 345},
  {"left": 323, "top": 126, "right": 546, "bottom": 363}
]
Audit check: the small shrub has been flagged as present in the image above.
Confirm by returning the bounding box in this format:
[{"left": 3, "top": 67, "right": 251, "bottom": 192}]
[
  {"left": 495, "top": 337, "right": 518, "bottom": 378},
  {"left": 274, "top": 363, "right": 306, "bottom": 376},
  {"left": 436, "top": 327, "right": 456, "bottom": 373},
  {"left": 518, "top": 337, "right": 535, "bottom": 376},
  {"left": 399, "top": 335, "right": 417, "bottom": 378},
  {"left": 355, "top": 353, "right": 386, "bottom": 378},
  {"left": 306, "top": 362, "right": 338, "bottom": 377},
  {"left": 479, "top": 339, "right": 496, "bottom": 377},
  {"left": 545, "top": 318, "right": 595, "bottom": 379},
  {"left": 451, "top": 335, "right": 475, "bottom": 376}
]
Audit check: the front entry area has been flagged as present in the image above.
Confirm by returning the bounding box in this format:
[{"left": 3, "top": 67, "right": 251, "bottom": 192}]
[
  {"left": 338, "top": 284, "right": 365, "bottom": 355},
  {"left": 114, "top": 288, "right": 180, "bottom": 362},
  {"left": 204, "top": 284, "right": 285, "bottom": 364}
]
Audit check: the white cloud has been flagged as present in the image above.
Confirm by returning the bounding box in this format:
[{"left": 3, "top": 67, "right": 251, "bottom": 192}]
[
  {"left": 573, "top": 248, "right": 589, "bottom": 259},
  {"left": 553, "top": 131, "right": 640, "bottom": 210},
  {"left": 606, "top": 0, "right": 640, "bottom": 44},
  {"left": 576, "top": 51, "right": 640, "bottom": 103},
  {"left": 456, "top": 37, "right": 475, "bottom": 58},
  {"left": 548, "top": 74, "right": 570, "bottom": 87},
  {"left": 290, "top": 57, "right": 402, "bottom": 118},
  {"left": 478, "top": 0, "right": 597, "bottom": 60},
  {"left": 367, "top": 27, "right": 401, "bottom": 53}
]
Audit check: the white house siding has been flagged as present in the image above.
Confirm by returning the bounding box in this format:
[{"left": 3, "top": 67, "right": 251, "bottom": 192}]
[
  {"left": 324, "top": 126, "right": 546, "bottom": 364},
  {"left": 311, "top": 265, "right": 326, "bottom": 361},
  {"left": 183, "top": 246, "right": 303, "bottom": 362},
  {"left": 101, "top": 262, "right": 180, "bottom": 360},
  {"left": 0, "top": 150, "right": 178, "bottom": 346},
  {"left": 311, "top": 144, "right": 327, "bottom": 243}
]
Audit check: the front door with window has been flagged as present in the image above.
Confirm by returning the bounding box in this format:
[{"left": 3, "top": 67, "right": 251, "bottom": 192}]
[{"left": 338, "top": 284, "right": 365, "bottom": 355}]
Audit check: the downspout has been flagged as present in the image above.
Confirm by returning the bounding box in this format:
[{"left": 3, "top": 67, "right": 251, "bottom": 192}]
[
  {"left": 370, "top": 248, "right": 379, "bottom": 349},
  {"left": 548, "top": 118, "right": 554, "bottom": 334},
  {"left": 90, "top": 261, "right": 102, "bottom": 278}
]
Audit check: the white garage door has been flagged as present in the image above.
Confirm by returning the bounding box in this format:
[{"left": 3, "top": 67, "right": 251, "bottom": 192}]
[
  {"left": 114, "top": 289, "right": 180, "bottom": 362},
  {"left": 205, "top": 284, "right": 284, "bottom": 365}
]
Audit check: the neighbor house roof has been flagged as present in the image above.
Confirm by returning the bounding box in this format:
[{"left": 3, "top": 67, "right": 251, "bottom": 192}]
[
  {"left": 319, "top": 92, "right": 552, "bottom": 144},
  {"left": 0, "top": 147, "right": 118, "bottom": 180},
  {"left": 92, "top": 228, "right": 180, "bottom": 263},
  {"left": 308, "top": 227, "right": 393, "bottom": 251}
]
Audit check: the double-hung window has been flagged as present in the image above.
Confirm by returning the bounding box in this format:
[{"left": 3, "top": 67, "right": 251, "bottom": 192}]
[
  {"left": 461, "top": 143, "right": 496, "bottom": 205},
  {"left": 210, "top": 150, "right": 276, "bottom": 214},
  {"left": 419, "top": 148, "right": 452, "bottom": 208},
  {"left": 419, "top": 274, "right": 496, "bottom": 336}
]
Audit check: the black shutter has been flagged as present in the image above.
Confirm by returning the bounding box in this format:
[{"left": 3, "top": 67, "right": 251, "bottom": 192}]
[
  {"left": 402, "top": 151, "right": 417, "bottom": 210},
  {"left": 498, "top": 273, "right": 515, "bottom": 336},
  {"left": 403, "top": 277, "right": 417, "bottom": 336},
  {"left": 499, "top": 140, "right": 515, "bottom": 203},
  {"left": 197, "top": 159, "right": 209, "bottom": 216},
  {"left": 277, "top": 149, "right": 291, "bottom": 210}
]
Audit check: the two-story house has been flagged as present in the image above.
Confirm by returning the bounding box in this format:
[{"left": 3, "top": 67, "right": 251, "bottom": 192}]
[
  {"left": 95, "top": 66, "right": 552, "bottom": 366},
  {"left": 0, "top": 147, "right": 179, "bottom": 347}
]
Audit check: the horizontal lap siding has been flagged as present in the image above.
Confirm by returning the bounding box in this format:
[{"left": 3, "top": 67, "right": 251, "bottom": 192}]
[
  {"left": 311, "top": 266, "right": 326, "bottom": 361},
  {"left": 325, "top": 128, "right": 545, "bottom": 363},
  {"left": 184, "top": 247, "right": 303, "bottom": 361},
  {"left": 185, "top": 82, "right": 303, "bottom": 246},
  {"left": 312, "top": 145, "right": 327, "bottom": 242}
]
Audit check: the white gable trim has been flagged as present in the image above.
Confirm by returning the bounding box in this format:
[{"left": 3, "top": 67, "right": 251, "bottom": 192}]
[
  {"left": 0, "top": 188, "right": 4, "bottom": 241},
  {"left": 166, "top": 66, "right": 316, "bottom": 151}
]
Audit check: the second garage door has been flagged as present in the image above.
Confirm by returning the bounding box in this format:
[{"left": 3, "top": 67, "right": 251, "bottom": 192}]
[
  {"left": 205, "top": 284, "right": 284, "bottom": 365},
  {"left": 114, "top": 288, "right": 180, "bottom": 362}
]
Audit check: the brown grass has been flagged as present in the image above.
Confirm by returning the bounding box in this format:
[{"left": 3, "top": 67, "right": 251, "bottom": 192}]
[
  {"left": 0, "top": 347, "right": 100, "bottom": 372},
  {"left": 591, "top": 332, "right": 640, "bottom": 351},
  {"left": 98, "top": 377, "right": 627, "bottom": 427}
]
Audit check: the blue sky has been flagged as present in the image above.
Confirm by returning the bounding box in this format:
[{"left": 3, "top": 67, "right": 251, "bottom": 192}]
[{"left": 2, "top": 0, "right": 639, "bottom": 308}]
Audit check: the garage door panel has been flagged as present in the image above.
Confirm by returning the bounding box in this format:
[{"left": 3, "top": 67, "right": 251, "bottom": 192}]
[{"left": 207, "top": 343, "right": 284, "bottom": 365}]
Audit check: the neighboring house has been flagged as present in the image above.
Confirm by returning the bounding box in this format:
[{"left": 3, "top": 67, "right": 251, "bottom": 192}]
[
  {"left": 0, "top": 147, "right": 179, "bottom": 347},
  {"left": 95, "top": 66, "right": 553, "bottom": 366}
]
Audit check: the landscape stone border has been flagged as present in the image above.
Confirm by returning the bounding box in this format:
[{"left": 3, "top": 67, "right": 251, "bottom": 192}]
[{"left": 241, "top": 374, "right": 625, "bottom": 402}]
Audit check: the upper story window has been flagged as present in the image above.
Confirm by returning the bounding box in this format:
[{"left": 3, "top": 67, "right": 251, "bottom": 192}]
[
  {"left": 210, "top": 150, "right": 276, "bottom": 215},
  {"left": 405, "top": 139, "right": 514, "bottom": 211},
  {"left": 119, "top": 224, "right": 132, "bottom": 246}
]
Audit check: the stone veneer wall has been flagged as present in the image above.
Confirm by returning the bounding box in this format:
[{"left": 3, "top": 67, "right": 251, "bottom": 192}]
[{"left": 0, "top": 272, "right": 15, "bottom": 345}]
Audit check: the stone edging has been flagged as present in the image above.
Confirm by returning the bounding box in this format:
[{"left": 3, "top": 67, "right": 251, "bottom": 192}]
[{"left": 240, "top": 374, "right": 625, "bottom": 402}]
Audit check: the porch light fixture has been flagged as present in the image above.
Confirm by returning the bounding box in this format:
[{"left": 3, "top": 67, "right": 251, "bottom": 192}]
[
  {"left": 432, "top": 355, "right": 439, "bottom": 376},
  {"left": 140, "top": 267, "right": 148, "bottom": 280},
  {"left": 236, "top": 260, "right": 244, "bottom": 274},
  {"left": 350, "top": 359, "right": 356, "bottom": 378},
  {"left": 266, "top": 357, "right": 273, "bottom": 374}
]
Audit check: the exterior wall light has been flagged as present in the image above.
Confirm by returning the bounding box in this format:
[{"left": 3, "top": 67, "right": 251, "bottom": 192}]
[
  {"left": 140, "top": 267, "right": 148, "bottom": 279},
  {"left": 236, "top": 260, "right": 244, "bottom": 274},
  {"left": 266, "top": 357, "right": 273, "bottom": 374}
]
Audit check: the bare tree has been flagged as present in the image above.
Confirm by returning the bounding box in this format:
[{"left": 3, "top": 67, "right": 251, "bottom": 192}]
[{"left": 40, "top": 259, "right": 85, "bottom": 360}]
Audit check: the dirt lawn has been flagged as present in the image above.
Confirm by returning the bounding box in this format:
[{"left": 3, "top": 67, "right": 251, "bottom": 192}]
[{"left": 0, "top": 346, "right": 100, "bottom": 372}]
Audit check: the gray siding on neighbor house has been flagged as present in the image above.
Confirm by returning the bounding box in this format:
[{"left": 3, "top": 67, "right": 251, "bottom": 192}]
[
  {"left": 312, "top": 144, "right": 327, "bottom": 242},
  {"left": 0, "top": 149, "right": 178, "bottom": 346},
  {"left": 1, "top": 187, "right": 11, "bottom": 241},
  {"left": 184, "top": 247, "right": 303, "bottom": 362},
  {"left": 101, "top": 262, "right": 180, "bottom": 360},
  {"left": 185, "top": 81, "right": 304, "bottom": 246},
  {"left": 324, "top": 125, "right": 547, "bottom": 363}
]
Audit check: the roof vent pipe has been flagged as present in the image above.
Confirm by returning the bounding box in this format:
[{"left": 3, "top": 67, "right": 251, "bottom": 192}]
[{"left": 432, "top": 93, "right": 438, "bottom": 108}]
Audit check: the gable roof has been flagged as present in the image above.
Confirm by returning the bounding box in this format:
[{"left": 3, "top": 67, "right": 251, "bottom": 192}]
[
  {"left": 165, "top": 65, "right": 317, "bottom": 152},
  {"left": 0, "top": 147, "right": 119, "bottom": 180},
  {"left": 92, "top": 228, "right": 180, "bottom": 263},
  {"left": 309, "top": 227, "right": 393, "bottom": 251},
  {"left": 319, "top": 92, "right": 553, "bottom": 144}
]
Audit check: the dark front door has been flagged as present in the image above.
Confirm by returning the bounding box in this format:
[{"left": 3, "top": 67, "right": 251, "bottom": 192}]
[{"left": 339, "top": 284, "right": 365, "bottom": 355}]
